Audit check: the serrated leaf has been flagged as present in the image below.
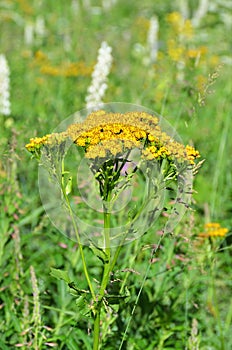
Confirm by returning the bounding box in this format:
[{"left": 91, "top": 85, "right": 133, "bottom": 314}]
[
  {"left": 89, "top": 242, "right": 109, "bottom": 263},
  {"left": 50, "top": 268, "right": 71, "bottom": 283}
]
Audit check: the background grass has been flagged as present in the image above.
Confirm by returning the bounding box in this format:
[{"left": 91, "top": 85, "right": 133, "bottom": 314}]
[{"left": 0, "top": 0, "right": 232, "bottom": 349}]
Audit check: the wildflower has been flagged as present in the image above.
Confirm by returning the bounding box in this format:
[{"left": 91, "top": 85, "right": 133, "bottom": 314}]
[
  {"left": 0, "top": 54, "right": 11, "bottom": 115},
  {"left": 196, "top": 74, "right": 207, "bottom": 94},
  {"left": 187, "top": 49, "right": 201, "bottom": 59},
  {"left": 67, "top": 110, "right": 200, "bottom": 166},
  {"left": 32, "top": 51, "right": 92, "bottom": 77},
  {"left": 166, "top": 12, "right": 193, "bottom": 38},
  {"left": 185, "top": 145, "right": 200, "bottom": 165},
  {"left": 24, "top": 21, "right": 34, "bottom": 45},
  {"left": 199, "top": 223, "right": 228, "bottom": 238},
  {"left": 209, "top": 55, "right": 220, "bottom": 67},
  {"left": 17, "top": 0, "right": 34, "bottom": 15},
  {"left": 178, "top": 0, "right": 189, "bottom": 19},
  {"left": 85, "top": 42, "right": 113, "bottom": 109},
  {"left": 26, "top": 110, "right": 201, "bottom": 247},
  {"left": 34, "top": 50, "right": 47, "bottom": 62},
  {"left": 25, "top": 110, "right": 201, "bottom": 197},
  {"left": 192, "top": 0, "right": 209, "bottom": 27},
  {"left": 25, "top": 132, "right": 68, "bottom": 158},
  {"left": 24, "top": 16, "right": 46, "bottom": 46},
  {"left": 26, "top": 110, "right": 200, "bottom": 167},
  {"left": 166, "top": 12, "right": 183, "bottom": 32},
  {"left": 182, "top": 19, "right": 193, "bottom": 39},
  {"left": 167, "top": 40, "right": 184, "bottom": 62},
  {"left": 35, "top": 16, "right": 46, "bottom": 39},
  {"left": 40, "top": 62, "right": 92, "bottom": 77},
  {"left": 147, "top": 16, "right": 159, "bottom": 63},
  {"left": 186, "top": 46, "right": 207, "bottom": 60}
]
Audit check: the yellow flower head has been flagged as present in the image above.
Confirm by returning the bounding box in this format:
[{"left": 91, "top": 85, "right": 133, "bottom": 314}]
[
  {"left": 166, "top": 12, "right": 183, "bottom": 30},
  {"left": 199, "top": 223, "right": 229, "bottom": 238},
  {"left": 166, "top": 12, "right": 194, "bottom": 38},
  {"left": 66, "top": 111, "right": 200, "bottom": 165},
  {"left": 25, "top": 132, "right": 68, "bottom": 156},
  {"left": 182, "top": 19, "right": 193, "bottom": 39},
  {"left": 167, "top": 40, "right": 184, "bottom": 62},
  {"left": 26, "top": 111, "right": 200, "bottom": 167}
]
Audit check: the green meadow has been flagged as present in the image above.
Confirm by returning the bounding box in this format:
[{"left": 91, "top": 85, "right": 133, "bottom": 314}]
[{"left": 0, "top": 0, "right": 231, "bottom": 349}]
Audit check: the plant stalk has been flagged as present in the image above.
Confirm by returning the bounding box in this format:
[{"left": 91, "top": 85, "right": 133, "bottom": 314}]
[
  {"left": 61, "top": 161, "right": 96, "bottom": 301},
  {"left": 92, "top": 195, "right": 112, "bottom": 349}
]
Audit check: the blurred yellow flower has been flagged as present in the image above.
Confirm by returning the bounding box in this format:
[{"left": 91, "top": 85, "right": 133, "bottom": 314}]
[
  {"left": 187, "top": 49, "right": 201, "bottom": 59},
  {"left": 134, "top": 17, "right": 150, "bottom": 42},
  {"left": 40, "top": 65, "right": 60, "bottom": 76},
  {"left": 196, "top": 74, "right": 207, "bottom": 93},
  {"left": 199, "top": 223, "right": 228, "bottom": 238},
  {"left": 26, "top": 110, "right": 200, "bottom": 166},
  {"left": 182, "top": 19, "right": 193, "bottom": 39},
  {"left": 209, "top": 55, "right": 220, "bottom": 67},
  {"left": 166, "top": 12, "right": 183, "bottom": 31},
  {"left": 154, "top": 90, "right": 165, "bottom": 103},
  {"left": 16, "top": 0, "right": 34, "bottom": 15},
  {"left": 35, "top": 50, "right": 48, "bottom": 62},
  {"left": 198, "top": 46, "right": 208, "bottom": 55},
  {"left": 31, "top": 51, "right": 92, "bottom": 77},
  {"left": 166, "top": 12, "right": 194, "bottom": 38},
  {"left": 167, "top": 40, "right": 184, "bottom": 62}
]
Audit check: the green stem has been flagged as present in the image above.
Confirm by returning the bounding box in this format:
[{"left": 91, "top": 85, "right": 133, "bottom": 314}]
[
  {"left": 104, "top": 211, "right": 111, "bottom": 256},
  {"left": 93, "top": 310, "right": 101, "bottom": 350},
  {"left": 61, "top": 160, "right": 96, "bottom": 301},
  {"left": 93, "top": 193, "right": 113, "bottom": 349},
  {"left": 93, "top": 161, "right": 137, "bottom": 349},
  {"left": 66, "top": 197, "right": 96, "bottom": 301}
]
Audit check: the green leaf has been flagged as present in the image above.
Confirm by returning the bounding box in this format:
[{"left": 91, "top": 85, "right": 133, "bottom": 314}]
[
  {"left": 68, "top": 281, "right": 90, "bottom": 296},
  {"left": 105, "top": 287, "right": 130, "bottom": 305},
  {"left": 89, "top": 242, "right": 109, "bottom": 263},
  {"left": 50, "top": 268, "right": 71, "bottom": 283},
  {"left": 104, "top": 294, "right": 125, "bottom": 305},
  {"left": 76, "top": 296, "right": 91, "bottom": 317},
  {"left": 0, "top": 339, "right": 11, "bottom": 350}
]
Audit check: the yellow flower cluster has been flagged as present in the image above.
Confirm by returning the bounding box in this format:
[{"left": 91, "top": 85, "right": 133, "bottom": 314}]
[
  {"left": 166, "top": 12, "right": 193, "bottom": 39},
  {"left": 16, "top": 0, "right": 34, "bottom": 15},
  {"left": 185, "top": 145, "right": 200, "bottom": 165},
  {"left": 31, "top": 51, "right": 92, "bottom": 77},
  {"left": 67, "top": 111, "right": 155, "bottom": 159},
  {"left": 167, "top": 40, "right": 184, "bottom": 62},
  {"left": 67, "top": 110, "right": 200, "bottom": 164},
  {"left": 40, "top": 62, "right": 93, "bottom": 77},
  {"left": 199, "top": 223, "right": 229, "bottom": 238},
  {"left": 187, "top": 46, "right": 208, "bottom": 59},
  {"left": 165, "top": 12, "right": 215, "bottom": 67},
  {"left": 134, "top": 17, "right": 151, "bottom": 42},
  {"left": 26, "top": 110, "right": 200, "bottom": 166},
  {"left": 25, "top": 132, "right": 67, "bottom": 154},
  {"left": 167, "top": 40, "right": 208, "bottom": 64}
]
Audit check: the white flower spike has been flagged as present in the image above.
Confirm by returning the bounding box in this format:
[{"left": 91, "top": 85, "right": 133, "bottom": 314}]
[
  {"left": 0, "top": 54, "right": 11, "bottom": 116},
  {"left": 85, "top": 41, "right": 113, "bottom": 110}
]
